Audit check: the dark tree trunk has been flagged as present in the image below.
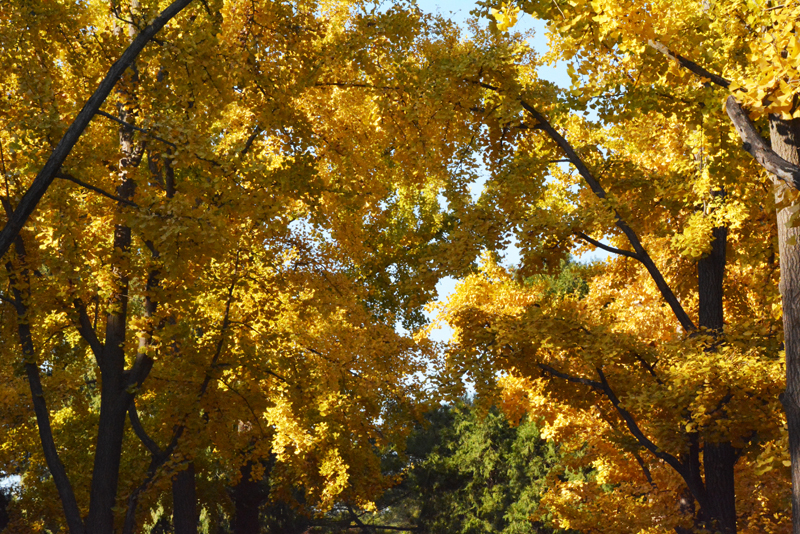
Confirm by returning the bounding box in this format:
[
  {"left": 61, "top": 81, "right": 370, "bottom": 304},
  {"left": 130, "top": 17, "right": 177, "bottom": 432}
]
[
  {"left": 770, "top": 115, "right": 800, "bottom": 534},
  {"left": 87, "top": 96, "right": 138, "bottom": 533},
  {"left": 698, "top": 222, "right": 726, "bottom": 333},
  {"left": 234, "top": 461, "right": 269, "bottom": 534},
  {"left": 86, "top": 207, "right": 134, "bottom": 533},
  {"left": 696, "top": 198, "right": 737, "bottom": 534},
  {"left": 173, "top": 463, "right": 198, "bottom": 534},
  {"left": 704, "top": 442, "right": 737, "bottom": 534}
]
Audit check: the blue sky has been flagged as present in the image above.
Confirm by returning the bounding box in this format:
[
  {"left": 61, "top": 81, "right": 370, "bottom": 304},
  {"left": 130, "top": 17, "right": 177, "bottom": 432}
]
[{"left": 413, "top": 0, "right": 570, "bottom": 88}]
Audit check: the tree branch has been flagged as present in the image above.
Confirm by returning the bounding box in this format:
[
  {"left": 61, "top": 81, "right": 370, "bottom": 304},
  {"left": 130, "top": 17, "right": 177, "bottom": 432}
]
[
  {"left": 121, "top": 424, "right": 184, "bottom": 534},
  {"left": 57, "top": 172, "right": 139, "bottom": 206},
  {"left": 594, "top": 367, "right": 687, "bottom": 476},
  {"left": 199, "top": 257, "right": 239, "bottom": 396},
  {"left": 239, "top": 125, "right": 262, "bottom": 157},
  {"left": 123, "top": 255, "right": 239, "bottom": 533},
  {"left": 726, "top": 96, "right": 800, "bottom": 190},
  {"left": 538, "top": 363, "right": 603, "bottom": 389},
  {"left": 631, "top": 449, "right": 656, "bottom": 488},
  {"left": 128, "top": 400, "right": 163, "bottom": 457},
  {"left": 501, "top": 88, "right": 696, "bottom": 331},
  {"left": 5, "top": 238, "right": 84, "bottom": 533},
  {"left": 0, "top": 0, "right": 194, "bottom": 260},
  {"left": 646, "top": 40, "right": 800, "bottom": 191},
  {"left": 314, "top": 82, "right": 399, "bottom": 90},
  {"left": 539, "top": 359, "right": 694, "bottom": 496},
  {"left": 574, "top": 231, "right": 640, "bottom": 260},
  {"left": 73, "top": 298, "right": 104, "bottom": 366},
  {"left": 646, "top": 40, "right": 731, "bottom": 89},
  {"left": 95, "top": 110, "right": 177, "bottom": 148}
]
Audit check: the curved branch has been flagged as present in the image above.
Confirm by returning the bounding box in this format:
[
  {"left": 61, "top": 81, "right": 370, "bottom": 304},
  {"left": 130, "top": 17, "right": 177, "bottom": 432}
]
[
  {"left": 96, "top": 110, "right": 177, "bottom": 148},
  {"left": 574, "top": 231, "right": 640, "bottom": 260},
  {"left": 123, "top": 255, "right": 239, "bottom": 532},
  {"left": 6, "top": 238, "right": 84, "bottom": 533},
  {"left": 594, "top": 367, "right": 686, "bottom": 477},
  {"left": 128, "top": 401, "right": 163, "bottom": 458},
  {"left": 121, "top": 424, "right": 184, "bottom": 534},
  {"left": 0, "top": 0, "right": 194, "bottom": 260},
  {"left": 726, "top": 96, "right": 800, "bottom": 190},
  {"left": 73, "top": 298, "right": 104, "bottom": 365},
  {"left": 512, "top": 94, "right": 696, "bottom": 331},
  {"left": 538, "top": 363, "right": 603, "bottom": 389},
  {"left": 57, "top": 172, "right": 139, "bottom": 206}
]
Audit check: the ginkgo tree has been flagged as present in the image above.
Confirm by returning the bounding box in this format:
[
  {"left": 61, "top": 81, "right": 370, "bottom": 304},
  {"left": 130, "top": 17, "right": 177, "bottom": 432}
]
[
  {"left": 424, "top": 2, "right": 799, "bottom": 532},
  {"left": 474, "top": 0, "right": 800, "bottom": 531},
  {"left": 0, "top": 0, "right": 495, "bottom": 532}
]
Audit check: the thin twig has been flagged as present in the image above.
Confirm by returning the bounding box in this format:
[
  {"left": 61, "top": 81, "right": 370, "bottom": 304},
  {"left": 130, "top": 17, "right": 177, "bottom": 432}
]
[
  {"left": 96, "top": 110, "right": 177, "bottom": 148},
  {"left": 56, "top": 172, "right": 138, "bottom": 207}
]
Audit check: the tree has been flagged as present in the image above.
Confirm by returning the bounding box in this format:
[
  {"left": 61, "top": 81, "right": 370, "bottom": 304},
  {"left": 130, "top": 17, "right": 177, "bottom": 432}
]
[
  {"left": 384, "top": 401, "right": 573, "bottom": 534},
  {"left": 468, "top": 0, "right": 800, "bottom": 530},
  {"left": 0, "top": 0, "right": 489, "bottom": 531},
  {"left": 423, "top": 13, "right": 794, "bottom": 527}
]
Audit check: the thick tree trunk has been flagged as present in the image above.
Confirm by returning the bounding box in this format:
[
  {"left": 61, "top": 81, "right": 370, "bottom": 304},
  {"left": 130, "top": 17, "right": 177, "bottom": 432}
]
[
  {"left": 234, "top": 461, "right": 268, "bottom": 534},
  {"left": 770, "top": 115, "right": 800, "bottom": 534},
  {"left": 697, "top": 204, "right": 737, "bottom": 534},
  {"left": 704, "top": 442, "right": 737, "bottom": 534},
  {"left": 173, "top": 463, "right": 198, "bottom": 534},
  {"left": 698, "top": 223, "right": 726, "bottom": 333}
]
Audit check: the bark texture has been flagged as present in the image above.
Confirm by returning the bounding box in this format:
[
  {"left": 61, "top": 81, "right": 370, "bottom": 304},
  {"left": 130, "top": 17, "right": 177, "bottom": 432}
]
[
  {"left": 173, "top": 463, "right": 198, "bottom": 534},
  {"left": 770, "top": 115, "right": 800, "bottom": 534},
  {"left": 696, "top": 196, "right": 737, "bottom": 534}
]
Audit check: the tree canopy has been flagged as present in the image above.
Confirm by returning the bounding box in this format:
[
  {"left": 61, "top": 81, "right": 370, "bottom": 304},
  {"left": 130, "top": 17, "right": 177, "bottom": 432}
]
[{"left": 2, "top": 0, "right": 800, "bottom": 533}]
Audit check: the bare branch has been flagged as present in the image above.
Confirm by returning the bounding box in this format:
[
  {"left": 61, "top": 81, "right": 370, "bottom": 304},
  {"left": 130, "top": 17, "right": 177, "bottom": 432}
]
[
  {"left": 575, "top": 231, "right": 640, "bottom": 260},
  {"left": 0, "top": 0, "right": 194, "bottom": 260}
]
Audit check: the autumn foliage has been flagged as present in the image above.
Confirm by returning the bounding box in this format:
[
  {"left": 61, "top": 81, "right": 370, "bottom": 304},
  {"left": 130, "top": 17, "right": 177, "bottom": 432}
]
[{"left": 1, "top": 0, "right": 800, "bottom": 532}]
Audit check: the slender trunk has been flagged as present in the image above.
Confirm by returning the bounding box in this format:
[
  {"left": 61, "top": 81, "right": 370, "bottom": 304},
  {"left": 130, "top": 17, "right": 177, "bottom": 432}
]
[
  {"left": 4, "top": 234, "right": 85, "bottom": 533},
  {"left": 86, "top": 94, "right": 138, "bottom": 532},
  {"left": 173, "top": 463, "right": 198, "bottom": 534},
  {"left": 770, "top": 115, "right": 800, "bottom": 534}
]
